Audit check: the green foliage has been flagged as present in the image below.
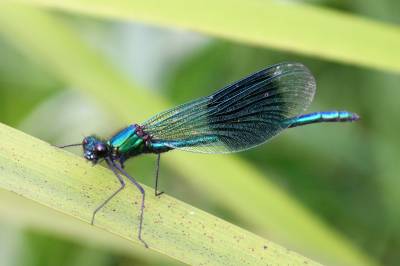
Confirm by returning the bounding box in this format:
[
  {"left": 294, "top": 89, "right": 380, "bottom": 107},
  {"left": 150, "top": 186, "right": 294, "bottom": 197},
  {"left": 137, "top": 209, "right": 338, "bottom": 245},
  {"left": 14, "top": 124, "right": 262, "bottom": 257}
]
[
  {"left": 13, "top": 0, "right": 400, "bottom": 73},
  {"left": 0, "top": 39, "right": 60, "bottom": 126},
  {"left": 0, "top": 1, "right": 398, "bottom": 266}
]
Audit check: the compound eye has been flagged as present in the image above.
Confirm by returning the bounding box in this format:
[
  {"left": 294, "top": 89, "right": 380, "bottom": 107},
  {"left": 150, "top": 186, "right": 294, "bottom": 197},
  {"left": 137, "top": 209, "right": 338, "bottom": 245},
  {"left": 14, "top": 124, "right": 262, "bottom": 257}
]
[{"left": 82, "top": 138, "right": 88, "bottom": 145}]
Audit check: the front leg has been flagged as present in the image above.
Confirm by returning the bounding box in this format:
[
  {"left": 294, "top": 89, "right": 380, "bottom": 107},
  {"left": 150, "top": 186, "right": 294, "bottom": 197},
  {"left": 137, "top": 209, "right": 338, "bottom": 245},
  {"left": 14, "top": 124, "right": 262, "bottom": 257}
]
[
  {"left": 112, "top": 161, "right": 148, "bottom": 248},
  {"left": 91, "top": 157, "right": 126, "bottom": 225}
]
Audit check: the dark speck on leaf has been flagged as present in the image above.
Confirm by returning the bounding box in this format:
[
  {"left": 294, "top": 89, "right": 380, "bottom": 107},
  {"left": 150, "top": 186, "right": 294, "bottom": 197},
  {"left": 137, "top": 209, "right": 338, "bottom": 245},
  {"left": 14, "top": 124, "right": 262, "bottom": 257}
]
[{"left": 263, "top": 245, "right": 268, "bottom": 250}]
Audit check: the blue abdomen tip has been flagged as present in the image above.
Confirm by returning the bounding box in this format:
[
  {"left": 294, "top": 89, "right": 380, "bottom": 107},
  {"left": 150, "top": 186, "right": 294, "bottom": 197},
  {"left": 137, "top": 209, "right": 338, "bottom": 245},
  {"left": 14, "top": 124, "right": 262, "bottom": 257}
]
[{"left": 287, "top": 111, "right": 360, "bottom": 128}]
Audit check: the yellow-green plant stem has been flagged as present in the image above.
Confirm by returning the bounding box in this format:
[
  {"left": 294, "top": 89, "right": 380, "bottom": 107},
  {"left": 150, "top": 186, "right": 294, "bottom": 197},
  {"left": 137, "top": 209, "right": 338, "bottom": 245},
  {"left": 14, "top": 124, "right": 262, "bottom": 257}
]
[
  {"left": 0, "top": 122, "right": 321, "bottom": 265},
  {"left": 10, "top": 0, "right": 400, "bottom": 73},
  {"left": 0, "top": 189, "right": 181, "bottom": 265},
  {"left": 0, "top": 4, "right": 377, "bottom": 266}
]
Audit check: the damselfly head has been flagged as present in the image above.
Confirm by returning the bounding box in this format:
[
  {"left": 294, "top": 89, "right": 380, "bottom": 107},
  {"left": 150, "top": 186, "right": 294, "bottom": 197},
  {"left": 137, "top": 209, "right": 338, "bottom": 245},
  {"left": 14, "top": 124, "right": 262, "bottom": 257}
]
[{"left": 82, "top": 136, "right": 108, "bottom": 164}]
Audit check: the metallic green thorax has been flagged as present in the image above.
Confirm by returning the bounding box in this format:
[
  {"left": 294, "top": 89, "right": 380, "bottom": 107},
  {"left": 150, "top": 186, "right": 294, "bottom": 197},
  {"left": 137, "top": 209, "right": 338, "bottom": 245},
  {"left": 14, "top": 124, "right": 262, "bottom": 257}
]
[{"left": 108, "top": 124, "right": 146, "bottom": 159}]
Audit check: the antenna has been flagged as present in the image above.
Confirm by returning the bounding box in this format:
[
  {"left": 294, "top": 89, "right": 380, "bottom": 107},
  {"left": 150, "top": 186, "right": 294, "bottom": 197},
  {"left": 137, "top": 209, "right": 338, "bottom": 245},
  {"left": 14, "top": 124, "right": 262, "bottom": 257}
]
[{"left": 57, "top": 143, "right": 82, "bottom": 149}]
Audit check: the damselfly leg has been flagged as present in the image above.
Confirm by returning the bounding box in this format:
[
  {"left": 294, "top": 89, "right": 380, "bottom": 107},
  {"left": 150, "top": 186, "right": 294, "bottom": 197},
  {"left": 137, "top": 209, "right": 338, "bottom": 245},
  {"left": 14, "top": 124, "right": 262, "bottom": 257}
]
[
  {"left": 91, "top": 157, "right": 125, "bottom": 225},
  {"left": 154, "top": 154, "right": 164, "bottom": 197},
  {"left": 112, "top": 160, "right": 148, "bottom": 248}
]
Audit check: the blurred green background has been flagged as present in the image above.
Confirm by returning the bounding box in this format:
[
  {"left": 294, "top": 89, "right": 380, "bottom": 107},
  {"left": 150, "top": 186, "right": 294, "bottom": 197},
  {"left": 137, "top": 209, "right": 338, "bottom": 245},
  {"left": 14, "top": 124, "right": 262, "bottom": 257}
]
[{"left": 0, "top": 0, "right": 399, "bottom": 265}]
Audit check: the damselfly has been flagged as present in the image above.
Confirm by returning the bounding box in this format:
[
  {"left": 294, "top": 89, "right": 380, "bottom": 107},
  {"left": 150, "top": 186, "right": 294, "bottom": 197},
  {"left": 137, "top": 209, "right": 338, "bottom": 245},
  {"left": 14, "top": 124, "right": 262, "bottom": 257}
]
[{"left": 59, "top": 62, "right": 359, "bottom": 247}]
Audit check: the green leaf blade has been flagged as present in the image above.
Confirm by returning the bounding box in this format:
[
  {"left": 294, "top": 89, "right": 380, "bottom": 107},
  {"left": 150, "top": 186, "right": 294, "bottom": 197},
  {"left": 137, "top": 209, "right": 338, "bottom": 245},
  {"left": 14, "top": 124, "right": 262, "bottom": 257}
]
[
  {"left": 11, "top": 0, "right": 400, "bottom": 73},
  {"left": 0, "top": 122, "right": 321, "bottom": 265}
]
